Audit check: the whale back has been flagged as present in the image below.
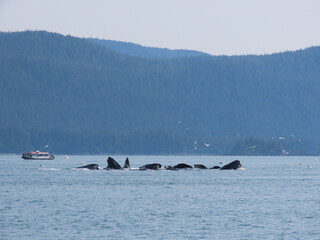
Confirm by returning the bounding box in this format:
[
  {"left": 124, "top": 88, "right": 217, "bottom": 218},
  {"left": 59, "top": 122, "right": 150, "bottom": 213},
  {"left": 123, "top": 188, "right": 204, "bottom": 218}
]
[
  {"left": 194, "top": 164, "right": 207, "bottom": 169},
  {"left": 220, "top": 160, "right": 242, "bottom": 170},
  {"left": 210, "top": 166, "right": 221, "bottom": 169},
  {"left": 123, "top": 157, "right": 130, "bottom": 169},
  {"left": 77, "top": 163, "right": 99, "bottom": 170},
  {"left": 173, "top": 163, "right": 193, "bottom": 169},
  {"left": 139, "top": 163, "right": 162, "bottom": 170},
  {"left": 106, "top": 157, "right": 122, "bottom": 169}
]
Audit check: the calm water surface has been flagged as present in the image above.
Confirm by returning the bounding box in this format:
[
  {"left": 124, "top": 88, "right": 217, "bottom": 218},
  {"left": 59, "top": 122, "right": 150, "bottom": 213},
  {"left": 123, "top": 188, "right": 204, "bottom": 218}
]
[{"left": 1, "top": 155, "right": 319, "bottom": 239}]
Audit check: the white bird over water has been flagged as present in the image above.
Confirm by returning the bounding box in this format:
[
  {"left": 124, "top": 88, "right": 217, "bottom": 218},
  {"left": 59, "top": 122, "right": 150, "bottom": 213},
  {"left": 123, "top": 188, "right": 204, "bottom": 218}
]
[
  {"left": 81, "top": 161, "right": 85, "bottom": 166},
  {"left": 248, "top": 145, "right": 256, "bottom": 152},
  {"left": 204, "top": 143, "right": 211, "bottom": 147},
  {"left": 282, "top": 149, "right": 289, "bottom": 155},
  {"left": 65, "top": 155, "right": 69, "bottom": 160}
]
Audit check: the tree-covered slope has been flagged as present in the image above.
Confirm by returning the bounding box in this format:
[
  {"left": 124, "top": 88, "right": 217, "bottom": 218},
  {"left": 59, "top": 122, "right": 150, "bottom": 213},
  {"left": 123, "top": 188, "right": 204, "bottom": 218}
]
[
  {"left": 1, "top": 31, "right": 320, "bottom": 154},
  {"left": 88, "top": 38, "right": 209, "bottom": 59}
]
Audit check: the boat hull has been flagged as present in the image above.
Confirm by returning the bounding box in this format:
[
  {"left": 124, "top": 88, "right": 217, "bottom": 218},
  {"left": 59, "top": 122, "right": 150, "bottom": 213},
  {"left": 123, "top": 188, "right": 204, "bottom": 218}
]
[{"left": 22, "top": 156, "right": 55, "bottom": 160}]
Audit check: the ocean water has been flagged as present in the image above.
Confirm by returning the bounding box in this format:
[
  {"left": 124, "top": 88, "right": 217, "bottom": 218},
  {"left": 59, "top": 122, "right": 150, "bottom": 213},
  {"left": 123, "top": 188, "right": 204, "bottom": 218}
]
[{"left": 0, "top": 155, "right": 319, "bottom": 240}]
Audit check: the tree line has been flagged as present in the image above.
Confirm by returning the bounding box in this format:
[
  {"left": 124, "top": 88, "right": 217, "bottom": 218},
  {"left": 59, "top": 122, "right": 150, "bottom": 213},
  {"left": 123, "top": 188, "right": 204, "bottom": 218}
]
[{"left": 0, "top": 31, "right": 320, "bottom": 154}]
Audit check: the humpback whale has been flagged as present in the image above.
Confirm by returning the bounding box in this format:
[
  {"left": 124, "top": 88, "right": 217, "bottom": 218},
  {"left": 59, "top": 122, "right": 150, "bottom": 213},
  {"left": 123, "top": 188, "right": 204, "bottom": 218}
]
[
  {"left": 139, "top": 163, "right": 162, "bottom": 170},
  {"left": 104, "top": 157, "right": 122, "bottom": 170},
  {"left": 164, "top": 165, "right": 178, "bottom": 170},
  {"left": 210, "top": 166, "right": 221, "bottom": 169},
  {"left": 173, "top": 163, "right": 193, "bottom": 169},
  {"left": 104, "top": 157, "right": 131, "bottom": 170},
  {"left": 219, "top": 160, "right": 242, "bottom": 170},
  {"left": 77, "top": 163, "right": 99, "bottom": 170},
  {"left": 123, "top": 157, "right": 130, "bottom": 169},
  {"left": 73, "top": 158, "right": 243, "bottom": 171},
  {"left": 194, "top": 164, "right": 207, "bottom": 169}
]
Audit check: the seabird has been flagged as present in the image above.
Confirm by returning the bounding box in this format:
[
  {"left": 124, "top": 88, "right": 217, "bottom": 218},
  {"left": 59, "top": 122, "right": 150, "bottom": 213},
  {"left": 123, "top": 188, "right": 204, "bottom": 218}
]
[{"left": 282, "top": 149, "right": 289, "bottom": 155}]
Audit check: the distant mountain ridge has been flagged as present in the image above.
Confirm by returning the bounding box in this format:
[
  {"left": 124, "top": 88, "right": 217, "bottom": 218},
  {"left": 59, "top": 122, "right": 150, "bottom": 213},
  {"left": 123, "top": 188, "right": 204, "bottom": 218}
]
[
  {"left": 1, "top": 30, "right": 320, "bottom": 155},
  {"left": 88, "top": 38, "right": 210, "bottom": 59}
]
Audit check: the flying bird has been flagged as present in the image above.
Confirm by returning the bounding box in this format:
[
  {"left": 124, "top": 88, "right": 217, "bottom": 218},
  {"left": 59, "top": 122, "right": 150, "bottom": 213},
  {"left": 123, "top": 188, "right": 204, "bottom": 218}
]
[{"left": 282, "top": 149, "right": 289, "bottom": 155}]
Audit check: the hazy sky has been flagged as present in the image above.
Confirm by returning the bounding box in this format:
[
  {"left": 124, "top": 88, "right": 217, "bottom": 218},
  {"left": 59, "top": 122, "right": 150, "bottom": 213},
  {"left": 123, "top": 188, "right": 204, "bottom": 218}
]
[{"left": 0, "top": 0, "right": 319, "bottom": 55}]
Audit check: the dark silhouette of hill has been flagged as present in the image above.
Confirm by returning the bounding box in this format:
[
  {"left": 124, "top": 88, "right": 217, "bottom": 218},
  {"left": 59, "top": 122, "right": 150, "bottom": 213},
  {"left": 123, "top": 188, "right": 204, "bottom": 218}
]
[
  {"left": 1, "top": 30, "right": 320, "bottom": 155},
  {"left": 88, "top": 38, "right": 209, "bottom": 59}
]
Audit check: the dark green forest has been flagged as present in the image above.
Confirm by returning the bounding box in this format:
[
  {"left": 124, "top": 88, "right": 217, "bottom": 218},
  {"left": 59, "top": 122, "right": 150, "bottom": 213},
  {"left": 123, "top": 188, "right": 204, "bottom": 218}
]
[{"left": 1, "top": 30, "right": 320, "bottom": 155}]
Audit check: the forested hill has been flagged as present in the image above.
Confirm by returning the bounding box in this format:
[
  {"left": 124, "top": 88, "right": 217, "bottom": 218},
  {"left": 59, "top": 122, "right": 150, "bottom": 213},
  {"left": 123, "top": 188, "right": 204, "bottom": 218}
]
[
  {"left": 88, "top": 38, "right": 209, "bottom": 59},
  {"left": 1, "top": 30, "right": 320, "bottom": 155}
]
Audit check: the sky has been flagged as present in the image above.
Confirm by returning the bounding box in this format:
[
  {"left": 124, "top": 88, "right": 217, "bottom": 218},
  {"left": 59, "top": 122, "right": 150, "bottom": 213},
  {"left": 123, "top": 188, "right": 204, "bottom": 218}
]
[{"left": 0, "top": 0, "right": 319, "bottom": 55}]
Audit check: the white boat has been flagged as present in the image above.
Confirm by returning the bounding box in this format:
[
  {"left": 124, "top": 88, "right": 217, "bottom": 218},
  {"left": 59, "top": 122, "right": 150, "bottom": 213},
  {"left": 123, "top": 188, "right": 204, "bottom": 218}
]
[{"left": 22, "top": 150, "right": 55, "bottom": 160}]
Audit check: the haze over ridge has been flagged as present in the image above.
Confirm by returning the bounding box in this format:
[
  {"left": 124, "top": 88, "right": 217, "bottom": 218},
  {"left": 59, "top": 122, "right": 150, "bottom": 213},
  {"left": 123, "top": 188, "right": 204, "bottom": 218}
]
[{"left": 0, "top": 0, "right": 319, "bottom": 55}]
